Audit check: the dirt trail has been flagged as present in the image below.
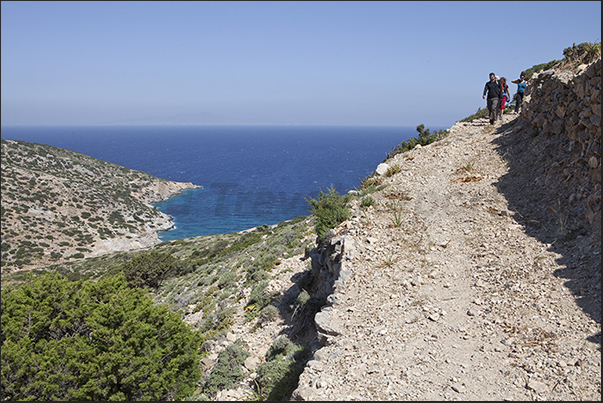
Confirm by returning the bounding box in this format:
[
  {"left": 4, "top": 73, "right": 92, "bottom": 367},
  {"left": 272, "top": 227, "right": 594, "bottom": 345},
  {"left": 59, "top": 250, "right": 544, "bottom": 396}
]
[
  {"left": 215, "top": 113, "right": 600, "bottom": 401},
  {"left": 289, "top": 113, "right": 601, "bottom": 401}
]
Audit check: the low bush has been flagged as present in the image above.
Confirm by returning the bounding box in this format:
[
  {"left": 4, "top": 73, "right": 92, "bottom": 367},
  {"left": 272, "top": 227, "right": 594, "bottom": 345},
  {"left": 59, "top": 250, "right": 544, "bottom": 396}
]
[
  {"left": 121, "top": 250, "right": 180, "bottom": 289},
  {"left": 522, "top": 59, "right": 562, "bottom": 80},
  {"left": 460, "top": 107, "right": 489, "bottom": 122},
  {"left": 254, "top": 336, "right": 310, "bottom": 401},
  {"left": 202, "top": 340, "right": 249, "bottom": 397},
  {"left": 360, "top": 176, "right": 384, "bottom": 190},
  {"left": 218, "top": 270, "right": 235, "bottom": 288},
  {"left": 258, "top": 304, "right": 280, "bottom": 325},
  {"left": 361, "top": 196, "right": 375, "bottom": 208},
  {"left": 245, "top": 280, "right": 276, "bottom": 321},
  {"left": 385, "top": 164, "right": 402, "bottom": 177},
  {"left": 385, "top": 124, "right": 449, "bottom": 160},
  {"left": 306, "top": 185, "right": 351, "bottom": 242},
  {"left": 1, "top": 273, "right": 201, "bottom": 401}
]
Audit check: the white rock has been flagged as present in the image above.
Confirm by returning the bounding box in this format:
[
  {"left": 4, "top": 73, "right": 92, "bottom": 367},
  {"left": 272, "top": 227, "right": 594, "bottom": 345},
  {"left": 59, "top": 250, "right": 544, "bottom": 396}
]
[{"left": 375, "top": 163, "right": 390, "bottom": 176}]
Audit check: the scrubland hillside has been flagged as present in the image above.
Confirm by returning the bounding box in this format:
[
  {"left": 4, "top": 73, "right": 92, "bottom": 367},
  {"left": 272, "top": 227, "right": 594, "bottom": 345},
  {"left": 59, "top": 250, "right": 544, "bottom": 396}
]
[{"left": 1, "top": 139, "right": 198, "bottom": 274}]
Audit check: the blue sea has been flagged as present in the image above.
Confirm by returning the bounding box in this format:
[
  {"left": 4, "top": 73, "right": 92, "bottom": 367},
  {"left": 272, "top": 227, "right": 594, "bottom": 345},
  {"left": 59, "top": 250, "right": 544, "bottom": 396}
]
[{"left": 1, "top": 125, "right": 439, "bottom": 240}]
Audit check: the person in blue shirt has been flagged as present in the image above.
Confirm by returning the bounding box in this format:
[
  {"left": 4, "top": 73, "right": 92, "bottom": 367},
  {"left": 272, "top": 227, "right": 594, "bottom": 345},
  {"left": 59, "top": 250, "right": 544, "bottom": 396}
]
[
  {"left": 511, "top": 72, "right": 527, "bottom": 113},
  {"left": 483, "top": 72, "right": 502, "bottom": 125}
]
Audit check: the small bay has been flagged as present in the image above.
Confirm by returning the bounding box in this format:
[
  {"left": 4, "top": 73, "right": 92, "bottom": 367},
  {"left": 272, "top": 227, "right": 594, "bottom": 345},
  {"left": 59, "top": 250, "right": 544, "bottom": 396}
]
[{"left": 1, "top": 124, "right": 442, "bottom": 240}]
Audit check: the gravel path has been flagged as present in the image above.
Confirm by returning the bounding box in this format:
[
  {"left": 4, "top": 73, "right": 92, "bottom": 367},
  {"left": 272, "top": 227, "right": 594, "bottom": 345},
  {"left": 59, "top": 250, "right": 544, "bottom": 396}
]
[
  {"left": 215, "top": 113, "right": 600, "bottom": 401},
  {"left": 291, "top": 113, "right": 601, "bottom": 401}
]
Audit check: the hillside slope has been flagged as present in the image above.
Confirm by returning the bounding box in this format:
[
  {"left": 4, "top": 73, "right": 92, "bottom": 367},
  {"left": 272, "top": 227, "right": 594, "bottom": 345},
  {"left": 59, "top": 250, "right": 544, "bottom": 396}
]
[{"left": 1, "top": 139, "right": 199, "bottom": 273}]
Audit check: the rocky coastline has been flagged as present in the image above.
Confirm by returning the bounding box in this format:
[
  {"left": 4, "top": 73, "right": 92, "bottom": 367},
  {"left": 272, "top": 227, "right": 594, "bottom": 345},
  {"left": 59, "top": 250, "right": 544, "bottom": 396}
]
[
  {"left": 89, "top": 181, "right": 202, "bottom": 257},
  {"left": 0, "top": 139, "right": 202, "bottom": 272}
]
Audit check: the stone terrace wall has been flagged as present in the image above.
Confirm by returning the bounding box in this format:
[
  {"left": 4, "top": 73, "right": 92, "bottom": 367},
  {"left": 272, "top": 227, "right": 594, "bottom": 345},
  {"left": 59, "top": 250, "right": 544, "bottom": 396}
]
[{"left": 519, "top": 58, "right": 601, "bottom": 233}]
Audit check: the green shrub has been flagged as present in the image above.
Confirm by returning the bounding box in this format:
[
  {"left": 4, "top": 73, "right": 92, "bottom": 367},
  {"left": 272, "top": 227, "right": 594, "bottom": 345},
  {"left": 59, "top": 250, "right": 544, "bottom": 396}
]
[
  {"left": 460, "top": 107, "right": 489, "bottom": 122},
  {"left": 356, "top": 176, "right": 388, "bottom": 198},
  {"left": 385, "top": 164, "right": 402, "bottom": 177},
  {"left": 254, "top": 336, "right": 310, "bottom": 401},
  {"left": 202, "top": 340, "right": 249, "bottom": 397},
  {"left": 0, "top": 273, "right": 201, "bottom": 401},
  {"left": 121, "top": 250, "right": 179, "bottom": 289},
  {"left": 215, "top": 306, "right": 236, "bottom": 330},
  {"left": 246, "top": 280, "right": 274, "bottom": 319},
  {"left": 291, "top": 289, "right": 324, "bottom": 323},
  {"left": 246, "top": 266, "right": 270, "bottom": 284},
  {"left": 385, "top": 124, "right": 449, "bottom": 160},
  {"left": 523, "top": 59, "right": 562, "bottom": 79},
  {"left": 360, "top": 176, "right": 384, "bottom": 190},
  {"left": 258, "top": 304, "right": 280, "bottom": 325},
  {"left": 218, "top": 270, "right": 235, "bottom": 288},
  {"left": 296, "top": 289, "right": 311, "bottom": 306},
  {"left": 192, "top": 295, "right": 215, "bottom": 314},
  {"left": 306, "top": 185, "right": 351, "bottom": 242},
  {"left": 361, "top": 196, "right": 375, "bottom": 208}
]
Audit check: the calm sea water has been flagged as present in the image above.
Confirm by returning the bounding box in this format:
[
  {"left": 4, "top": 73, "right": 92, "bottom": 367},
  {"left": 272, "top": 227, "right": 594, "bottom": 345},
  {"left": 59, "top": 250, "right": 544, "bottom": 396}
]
[{"left": 1, "top": 125, "right": 439, "bottom": 240}]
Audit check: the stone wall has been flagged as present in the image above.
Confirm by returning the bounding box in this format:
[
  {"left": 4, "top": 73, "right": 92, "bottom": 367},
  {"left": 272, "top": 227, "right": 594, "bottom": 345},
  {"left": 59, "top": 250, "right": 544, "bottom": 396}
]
[
  {"left": 305, "top": 229, "right": 361, "bottom": 344},
  {"left": 519, "top": 58, "right": 601, "bottom": 232}
]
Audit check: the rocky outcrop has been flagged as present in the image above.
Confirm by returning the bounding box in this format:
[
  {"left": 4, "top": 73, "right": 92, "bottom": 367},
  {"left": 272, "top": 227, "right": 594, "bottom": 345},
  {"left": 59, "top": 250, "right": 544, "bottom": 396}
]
[
  {"left": 519, "top": 59, "right": 601, "bottom": 233},
  {"left": 306, "top": 230, "right": 362, "bottom": 344},
  {"left": 138, "top": 179, "right": 199, "bottom": 204}
]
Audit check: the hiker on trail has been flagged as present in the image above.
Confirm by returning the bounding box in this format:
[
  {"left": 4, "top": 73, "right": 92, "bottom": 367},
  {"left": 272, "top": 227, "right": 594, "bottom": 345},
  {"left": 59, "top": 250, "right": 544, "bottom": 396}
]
[
  {"left": 498, "top": 77, "right": 511, "bottom": 119},
  {"left": 483, "top": 72, "right": 502, "bottom": 125},
  {"left": 511, "top": 72, "right": 527, "bottom": 113}
]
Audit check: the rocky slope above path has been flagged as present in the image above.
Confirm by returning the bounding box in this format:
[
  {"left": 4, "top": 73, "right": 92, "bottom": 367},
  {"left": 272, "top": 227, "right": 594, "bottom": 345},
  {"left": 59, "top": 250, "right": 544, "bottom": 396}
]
[
  {"left": 1, "top": 139, "right": 200, "bottom": 273},
  {"left": 288, "top": 113, "right": 601, "bottom": 400}
]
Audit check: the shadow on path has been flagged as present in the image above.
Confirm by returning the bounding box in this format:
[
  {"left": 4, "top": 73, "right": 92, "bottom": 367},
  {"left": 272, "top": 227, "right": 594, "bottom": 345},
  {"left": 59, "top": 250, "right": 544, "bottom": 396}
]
[{"left": 491, "top": 117, "right": 601, "bottom": 347}]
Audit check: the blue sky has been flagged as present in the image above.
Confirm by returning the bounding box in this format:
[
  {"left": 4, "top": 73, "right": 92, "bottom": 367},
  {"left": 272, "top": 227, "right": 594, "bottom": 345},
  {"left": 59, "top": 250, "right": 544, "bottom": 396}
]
[{"left": 1, "top": 1, "right": 601, "bottom": 128}]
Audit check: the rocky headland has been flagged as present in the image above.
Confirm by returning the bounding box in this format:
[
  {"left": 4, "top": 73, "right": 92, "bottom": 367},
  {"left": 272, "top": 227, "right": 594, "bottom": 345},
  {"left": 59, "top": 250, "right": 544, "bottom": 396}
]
[{"left": 0, "top": 139, "right": 200, "bottom": 272}]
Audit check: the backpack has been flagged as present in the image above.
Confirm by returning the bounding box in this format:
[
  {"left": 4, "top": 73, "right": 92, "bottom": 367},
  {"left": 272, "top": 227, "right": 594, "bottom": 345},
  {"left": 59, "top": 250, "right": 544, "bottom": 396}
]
[
  {"left": 498, "top": 81, "right": 505, "bottom": 97},
  {"left": 501, "top": 84, "right": 509, "bottom": 98}
]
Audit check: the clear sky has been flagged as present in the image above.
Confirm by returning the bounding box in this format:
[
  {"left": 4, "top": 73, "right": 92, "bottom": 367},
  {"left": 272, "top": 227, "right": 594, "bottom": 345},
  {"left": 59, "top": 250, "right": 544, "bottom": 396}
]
[{"left": 1, "top": 1, "right": 601, "bottom": 128}]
